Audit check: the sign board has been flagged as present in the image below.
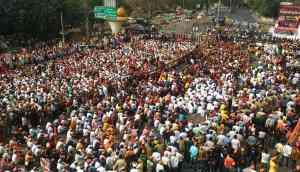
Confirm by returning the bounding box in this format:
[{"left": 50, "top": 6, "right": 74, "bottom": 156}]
[
  {"left": 95, "top": 13, "right": 116, "bottom": 20},
  {"left": 104, "top": 0, "right": 117, "bottom": 8},
  {"left": 94, "top": 6, "right": 117, "bottom": 20}
]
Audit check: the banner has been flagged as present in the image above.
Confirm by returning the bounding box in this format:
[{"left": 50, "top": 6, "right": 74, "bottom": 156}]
[{"left": 288, "top": 119, "right": 300, "bottom": 144}]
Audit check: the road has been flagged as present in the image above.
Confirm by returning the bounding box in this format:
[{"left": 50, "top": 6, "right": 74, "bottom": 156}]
[{"left": 162, "top": 7, "right": 261, "bottom": 35}]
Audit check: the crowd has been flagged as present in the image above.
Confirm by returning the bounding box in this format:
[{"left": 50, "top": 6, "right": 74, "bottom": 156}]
[{"left": 0, "top": 26, "right": 299, "bottom": 172}]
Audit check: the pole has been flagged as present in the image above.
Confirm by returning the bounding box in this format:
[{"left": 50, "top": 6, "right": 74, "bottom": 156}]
[
  {"left": 60, "top": 12, "right": 65, "bottom": 46},
  {"left": 84, "top": 0, "right": 90, "bottom": 38},
  {"left": 217, "top": 0, "right": 221, "bottom": 19},
  {"left": 147, "top": 0, "right": 151, "bottom": 20}
]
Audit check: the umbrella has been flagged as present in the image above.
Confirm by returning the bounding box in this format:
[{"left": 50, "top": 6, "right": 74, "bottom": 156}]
[{"left": 247, "top": 136, "right": 257, "bottom": 146}]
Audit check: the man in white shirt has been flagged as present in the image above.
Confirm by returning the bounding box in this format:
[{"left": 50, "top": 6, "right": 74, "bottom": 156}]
[
  {"left": 170, "top": 152, "right": 180, "bottom": 172},
  {"left": 231, "top": 135, "right": 240, "bottom": 152},
  {"left": 152, "top": 152, "right": 161, "bottom": 163},
  {"left": 260, "top": 149, "right": 270, "bottom": 171},
  {"left": 156, "top": 161, "right": 165, "bottom": 172},
  {"left": 161, "top": 151, "right": 171, "bottom": 169},
  {"left": 282, "top": 144, "right": 292, "bottom": 167}
]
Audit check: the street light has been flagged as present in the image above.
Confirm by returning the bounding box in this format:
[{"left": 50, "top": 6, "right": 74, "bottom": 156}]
[
  {"left": 84, "top": 0, "right": 90, "bottom": 38},
  {"left": 60, "top": 12, "right": 65, "bottom": 46},
  {"left": 217, "top": 0, "right": 221, "bottom": 19}
]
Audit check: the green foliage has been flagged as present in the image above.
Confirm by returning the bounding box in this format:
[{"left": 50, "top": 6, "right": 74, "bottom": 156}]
[
  {"left": 63, "top": 0, "right": 85, "bottom": 27},
  {"left": 1, "top": 0, "right": 297, "bottom": 38},
  {"left": 91, "top": 0, "right": 103, "bottom": 7},
  {"left": 0, "top": 0, "right": 62, "bottom": 38}
]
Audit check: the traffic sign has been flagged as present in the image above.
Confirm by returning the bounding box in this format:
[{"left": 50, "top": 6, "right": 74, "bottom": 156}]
[
  {"left": 94, "top": 6, "right": 117, "bottom": 20},
  {"left": 94, "top": 13, "right": 116, "bottom": 20}
]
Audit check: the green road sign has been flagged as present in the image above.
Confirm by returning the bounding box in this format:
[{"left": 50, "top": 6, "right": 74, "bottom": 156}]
[
  {"left": 94, "top": 6, "right": 117, "bottom": 20},
  {"left": 94, "top": 13, "right": 116, "bottom": 21}
]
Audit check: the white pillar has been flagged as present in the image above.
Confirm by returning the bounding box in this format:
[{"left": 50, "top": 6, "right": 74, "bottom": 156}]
[{"left": 108, "top": 21, "right": 124, "bottom": 34}]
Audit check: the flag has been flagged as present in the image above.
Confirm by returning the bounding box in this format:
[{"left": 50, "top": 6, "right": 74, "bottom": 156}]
[
  {"left": 288, "top": 119, "right": 300, "bottom": 144},
  {"left": 40, "top": 158, "right": 50, "bottom": 172}
]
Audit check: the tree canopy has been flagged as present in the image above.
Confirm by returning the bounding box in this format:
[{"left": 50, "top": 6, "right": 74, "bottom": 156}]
[
  {"left": 0, "top": 0, "right": 298, "bottom": 38},
  {"left": 0, "top": 0, "right": 62, "bottom": 38},
  {"left": 0, "top": 0, "right": 102, "bottom": 38}
]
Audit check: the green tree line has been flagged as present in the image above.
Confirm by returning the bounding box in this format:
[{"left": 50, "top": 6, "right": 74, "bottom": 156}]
[
  {"left": 0, "top": 0, "right": 299, "bottom": 38},
  {"left": 0, "top": 0, "right": 103, "bottom": 38},
  {"left": 0, "top": 0, "right": 212, "bottom": 38}
]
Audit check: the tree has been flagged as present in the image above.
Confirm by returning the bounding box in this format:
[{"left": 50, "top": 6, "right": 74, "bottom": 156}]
[{"left": 0, "top": 0, "right": 62, "bottom": 38}]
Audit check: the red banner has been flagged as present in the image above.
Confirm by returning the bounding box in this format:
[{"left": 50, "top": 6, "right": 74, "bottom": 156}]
[
  {"left": 275, "top": 27, "right": 298, "bottom": 33},
  {"left": 280, "top": 5, "right": 300, "bottom": 15}
]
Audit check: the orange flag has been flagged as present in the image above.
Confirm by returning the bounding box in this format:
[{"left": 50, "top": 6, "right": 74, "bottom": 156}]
[{"left": 288, "top": 119, "right": 300, "bottom": 144}]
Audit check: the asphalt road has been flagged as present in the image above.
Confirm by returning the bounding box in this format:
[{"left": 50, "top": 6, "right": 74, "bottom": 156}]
[{"left": 163, "top": 7, "right": 260, "bottom": 34}]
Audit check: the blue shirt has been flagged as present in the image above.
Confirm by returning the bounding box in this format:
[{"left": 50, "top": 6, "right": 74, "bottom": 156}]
[{"left": 189, "top": 145, "right": 198, "bottom": 160}]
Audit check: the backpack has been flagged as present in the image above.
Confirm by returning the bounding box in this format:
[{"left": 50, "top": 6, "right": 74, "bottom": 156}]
[{"left": 224, "top": 157, "right": 235, "bottom": 169}]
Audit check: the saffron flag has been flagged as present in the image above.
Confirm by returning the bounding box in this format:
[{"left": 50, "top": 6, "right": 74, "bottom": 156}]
[{"left": 288, "top": 119, "right": 300, "bottom": 144}]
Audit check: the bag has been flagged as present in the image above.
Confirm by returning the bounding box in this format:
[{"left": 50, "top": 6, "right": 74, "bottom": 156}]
[{"left": 224, "top": 157, "right": 235, "bottom": 169}]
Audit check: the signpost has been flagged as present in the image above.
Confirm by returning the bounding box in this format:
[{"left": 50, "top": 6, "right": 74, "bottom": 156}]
[{"left": 94, "top": 6, "right": 117, "bottom": 21}]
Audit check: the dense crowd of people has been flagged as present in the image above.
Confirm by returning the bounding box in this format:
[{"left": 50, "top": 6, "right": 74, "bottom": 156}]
[{"left": 0, "top": 26, "right": 299, "bottom": 172}]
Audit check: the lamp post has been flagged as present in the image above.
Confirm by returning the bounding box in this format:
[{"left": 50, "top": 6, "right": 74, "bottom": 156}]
[
  {"left": 84, "top": 0, "right": 90, "bottom": 38},
  {"left": 217, "top": 0, "right": 221, "bottom": 19},
  {"left": 60, "top": 12, "right": 65, "bottom": 46}
]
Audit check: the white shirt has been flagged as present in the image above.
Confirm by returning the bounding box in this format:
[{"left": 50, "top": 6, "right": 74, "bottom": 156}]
[
  {"left": 97, "top": 166, "right": 106, "bottom": 172},
  {"left": 231, "top": 138, "right": 240, "bottom": 151},
  {"left": 161, "top": 156, "right": 170, "bottom": 166},
  {"left": 217, "top": 135, "right": 228, "bottom": 145},
  {"left": 12, "top": 153, "right": 17, "bottom": 163},
  {"left": 130, "top": 168, "right": 140, "bottom": 172},
  {"left": 156, "top": 163, "right": 164, "bottom": 172},
  {"left": 261, "top": 152, "right": 270, "bottom": 164},
  {"left": 258, "top": 131, "right": 266, "bottom": 139},
  {"left": 152, "top": 152, "right": 161, "bottom": 162},
  {"left": 170, "top": 155, "right": 179, "bottom": 168},
  {"left": 57, "top": 162, "right": 65, "bottom": 172},
  {"left": 282, "top": 144, "right": 292, "bottom": 157}
]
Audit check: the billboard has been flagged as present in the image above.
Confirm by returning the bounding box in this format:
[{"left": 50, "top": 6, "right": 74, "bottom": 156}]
[{"left": 279, "top": 3, "right": 300, "bottom": 15}]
